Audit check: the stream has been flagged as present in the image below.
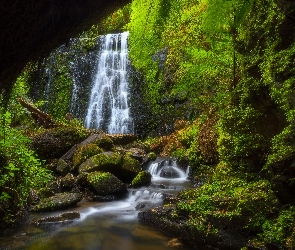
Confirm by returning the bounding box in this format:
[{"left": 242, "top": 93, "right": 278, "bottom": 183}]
[{"left": 0, "top": 158, "right": 194, "bottom": 250}]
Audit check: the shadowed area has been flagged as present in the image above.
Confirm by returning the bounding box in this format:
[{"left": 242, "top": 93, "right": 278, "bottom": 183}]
[{"left": 0, "top": 0, "right": 131, "bottom": 97}]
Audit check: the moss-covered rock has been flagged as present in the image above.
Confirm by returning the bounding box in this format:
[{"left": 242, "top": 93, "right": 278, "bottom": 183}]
[
  {"left": 78, "top": 152, "right": 122, "bottom": 174},
  {"left": 72, "top": 143, "right": 103, "bottom": 169},
  {"left": 30, "top": 125, "right": 90, "bottom": 159},
  {"left": 93, "top": 135, "right": 114, "bottom": 151},
  {"left": 120, "top": 153, "right": 142, "bottom": 182},
  {"left": 132, "top": 171, "right": 152, "bottom": 187},
  {"left": 86, "top": 171, "right": 127, "bottom": 195},
  {"left": 107, "top": 134, "right": 138, "bottom": 145},
  {"left": 31, "top": 193, "right": 82, "bottom": 212}
]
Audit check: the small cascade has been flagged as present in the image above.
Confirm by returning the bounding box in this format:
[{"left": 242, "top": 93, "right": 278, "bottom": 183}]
[
  {"left": 148, "top": 158, "right": 189, "bottom": 180},
  {"left": 85, "top": 32, "right": 133, "bottom": 134}
]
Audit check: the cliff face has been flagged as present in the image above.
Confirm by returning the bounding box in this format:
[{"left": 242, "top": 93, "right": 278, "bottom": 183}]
[{"left": 0, "top": 0, "right": 131, "bottom": 97}]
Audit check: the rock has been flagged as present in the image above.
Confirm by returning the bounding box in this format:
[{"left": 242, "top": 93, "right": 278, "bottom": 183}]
[
  {"left": 78, "top": 152, "right": 122, "bottom": 174},
  {"left": 93, "top": 135, "right": 114, "bottom": 151},
  {"left": 107, "top": 134, "right": 138, "bottom": 145},
  {"left": 138, "top": 206, "right": 248, "bottom": 250},
  {"left": 60, "top": 132, "right": 106, "bottom": 161},
  {"left": 30, "top": 126, "right": 90, "bottom": 159},
  {"left": 121, "top": 154, "right": 142, "bottom": 182},
  {"left": 56, "top": 159, "right": 72, "bottom": 176},
  {"left": 34, "top": 211, "right": 80, "bottom": 224},
  {"left": 86, "top": 171, "right": 127, "bottom": 195},
  {"left": 72, "top": 143, "right": 103, "bottom": 169},
  {"left": 93, "top": 195, "right": 117, "bottom": 202},
  {"left": 60, "top": 173, "right": 76, "bottom": 191},
  {"left": 131, "top": 171, "right": 152, "bottom": 187},
  {"left": 31, "top": 193, "right": 82, "bottom": 212}
]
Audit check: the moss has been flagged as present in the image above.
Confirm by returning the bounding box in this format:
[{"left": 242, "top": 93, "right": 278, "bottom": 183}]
[
  {"left": 78, "top": 152, "right": 122, "bottom": 173},
  {"left": 93, "top": 136, "right": 114, "bottom": 151},
  {"left": 86, "top": 171, "right": 126, "bottom": 195},
  {"left": 73, "top": 143, "right": 103, "bottom": 168},
  {"left": 147, "top": 152, "right": 157, "bottom": 161},
  {"left": 131, "top": 171, "right": 151, "bottom": 187},
  {"left": 122, "top": 153, "right": 141, "bottom": 172}
]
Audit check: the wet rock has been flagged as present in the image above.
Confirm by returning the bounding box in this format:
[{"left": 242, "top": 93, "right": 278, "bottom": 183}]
[
  {"left": 159, "top": 166, "right": 180, "bottom": 178},
  {"left": 34, "top": 211, "right": 80, "bottom": 224},
  {"left": 121, "top": 154, "right": 142, "bottom": 182},
  {"left": 92, "top": 195, "right": 116, "bottom": 202},
  {"left": 31, "top": 193, "right": 82, "bottom": 212},
  {"left": 86, "top": 171, "right": 127, "bottom": 195}
]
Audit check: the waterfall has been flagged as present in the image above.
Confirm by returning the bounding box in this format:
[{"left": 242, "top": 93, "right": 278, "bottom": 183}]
[{"left": 84, "top": 32, "right": 133, "bottom": 134}]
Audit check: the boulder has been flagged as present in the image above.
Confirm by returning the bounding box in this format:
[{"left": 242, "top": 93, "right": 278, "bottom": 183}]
[
  {"left": 33, "top": 211, "right": 80, "bottom": 224},
  {"left": 120, "top": 154, "right": 142, "bottom": 182},
  {"left": 131, "top": 171, "right": 152, "bottom": 187},
  {"left": 30, "top": 126, "right": 90, "bottom": 159},
  {"left": 72, "top": 143, "right": 103, "bottom": 170},
  {"left": 78, "top": 152, "right": 122, "bottom": 174},
  {"left": 31, "top": 193, "right": 82, "bottom": 212},
  {"left": 60, "top": 173, "right": 76, "bottom": 191},
  {"left": 107, "top": 134, "right": 138, "bottom": 145},
  {"left": 86, "top": 171, "right": 127, "bottom": 195},
  {"left": 56, "top": 159, "right": 73, "bottom": 176}
]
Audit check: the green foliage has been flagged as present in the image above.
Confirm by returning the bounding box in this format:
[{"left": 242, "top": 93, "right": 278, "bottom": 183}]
[
  {"left": 73, "top": 144, "right": 103, "bottom": 168},
  {"left": 175, "top": 164, "right": 279, "bottom": 232},
  {"left": 259, "top": 206, "right": 295, "bottom": 247},
  {"left": 0, "top": 109, "right": 52, "bottom": 227}
]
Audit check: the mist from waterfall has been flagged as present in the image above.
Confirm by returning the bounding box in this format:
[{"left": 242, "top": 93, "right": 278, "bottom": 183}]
[{"left": 84, "top": 32, "right": 133, "bottom": 134}]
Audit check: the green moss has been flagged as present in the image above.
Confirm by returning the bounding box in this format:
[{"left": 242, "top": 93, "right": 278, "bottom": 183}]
[
  {"left": 122, "top": 154, "right": 141, "bottom": 172},
  {"left": 73, "top": 143, "right": 103, "bottom": 168},
  {"left": 93, "top": 136, "right": 114, "bottom": 151},
  {"left": 131, "top": 171, "right": 151, "bottom": 187},
  {"left": 87, "top": 171, "right": 112, "bottom": 186},
  {"left": 147, "top": 152, "right": 157, "bottom": 161}
]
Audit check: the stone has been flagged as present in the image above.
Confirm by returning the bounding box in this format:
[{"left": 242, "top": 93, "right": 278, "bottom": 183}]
[
  {"left": 86, "top": 171, "right": 127, "bottom": 195},
  {"left": 56, "top": 159, "right": 72, "bottom": 176},
  {"left": 31, "top": 193, "right": 82, "bottom": 212}
]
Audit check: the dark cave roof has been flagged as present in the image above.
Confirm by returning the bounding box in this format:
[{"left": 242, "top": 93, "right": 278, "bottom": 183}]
[{"left": 0, "top": 0, "right": 131, "bottom": 97}]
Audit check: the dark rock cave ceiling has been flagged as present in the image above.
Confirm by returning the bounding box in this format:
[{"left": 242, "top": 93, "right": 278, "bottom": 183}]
[{"left": 0, "top": 0, "right": 131, "bottom": 97}]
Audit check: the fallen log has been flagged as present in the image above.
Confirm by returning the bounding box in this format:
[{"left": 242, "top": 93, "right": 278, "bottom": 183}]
[{"left": 18, "top": 98, "right": 59, "bottom": 128}]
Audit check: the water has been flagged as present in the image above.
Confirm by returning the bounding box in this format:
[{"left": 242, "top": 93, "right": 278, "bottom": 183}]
[
  {"left": 0, "top": 159, "right": 192, "bottom": 250},
  {"left": 84, "top": 32, "right": 133, "bottom": 134}
]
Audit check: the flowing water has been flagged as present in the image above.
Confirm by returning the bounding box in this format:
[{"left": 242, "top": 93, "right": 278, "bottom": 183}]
[
  {"left": 0, "top": 159, "right": 193, "bottom": 250},
  {"left": 84, "top": 32, "right": 133, "bottom": 134}
]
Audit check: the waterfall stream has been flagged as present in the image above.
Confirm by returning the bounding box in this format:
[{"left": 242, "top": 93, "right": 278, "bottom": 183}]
[
  {"left": 84, "top": 32, "right": 133, "bottom": 134},
  {"left": 0, "top": 159, "right": 192, "bottom": 250}
]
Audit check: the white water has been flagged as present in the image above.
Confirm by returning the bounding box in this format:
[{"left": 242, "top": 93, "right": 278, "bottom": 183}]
[{"left": 84, "top": 32, "right": 133, "bottom": 134}]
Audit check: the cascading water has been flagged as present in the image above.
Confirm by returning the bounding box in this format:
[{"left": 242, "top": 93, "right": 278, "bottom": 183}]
[
  {"left": 84, "top": 32, "right": 133, "bottom": 134},
  {"left": 0, "top": 158, "right": 192, "bottom": 250}
]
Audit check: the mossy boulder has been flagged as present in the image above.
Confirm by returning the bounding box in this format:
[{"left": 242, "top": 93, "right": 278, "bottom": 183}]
[
  {"left": 120, "top": 153, "right": 142, "bottom": 182},
  {"left": 30, "top": 125, "right": 90, "bottom": 159},
  {"left": 93, "top": 135, "right": 114, "bottom": 151},
  {"left": 132, "top": 171, "right": 152, "bottom": 187},
  {"left": 86, "top": 171, "right": 127, "bottom": 195},
  {"left": 31, "top": 193, "right": 82, "bottom": 212},
  {"left": 78, "top": 152, "right": 122, "bottom": 174},
  {"left": 73, "top": 143, "right": 103, "bottom": 169},
  {"left": 107, "top": 134, "right": 138, "bottom": 145}
]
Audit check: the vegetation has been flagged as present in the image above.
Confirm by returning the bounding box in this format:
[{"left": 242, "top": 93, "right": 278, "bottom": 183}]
[{"left": 1, "top": 0, "right": 295, "bottom": 248}]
